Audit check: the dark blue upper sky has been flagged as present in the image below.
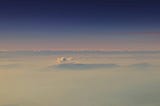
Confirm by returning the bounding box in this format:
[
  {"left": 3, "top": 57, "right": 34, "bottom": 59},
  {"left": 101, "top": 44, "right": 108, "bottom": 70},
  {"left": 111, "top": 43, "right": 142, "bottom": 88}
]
[{"left": 0, "top": 0, "right": 160, "bottom": 50}]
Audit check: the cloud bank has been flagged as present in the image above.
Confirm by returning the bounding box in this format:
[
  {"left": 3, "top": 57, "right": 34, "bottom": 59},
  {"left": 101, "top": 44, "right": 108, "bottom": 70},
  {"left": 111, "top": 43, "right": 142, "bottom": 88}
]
[
  {"left": 44, "top": 57, "right": 119, "bottom": 71},
  {"left": 0, "top": 64, "right": 22, "bottom": 69},
  {"left": 128, "top": 63, "right": 153, "bottom": 69},
  {"left": 44, "top": 57, "right": 157, "bottom": 71},
  {"left": 54, "top": 63, "right": 119, "bottom": 70}
]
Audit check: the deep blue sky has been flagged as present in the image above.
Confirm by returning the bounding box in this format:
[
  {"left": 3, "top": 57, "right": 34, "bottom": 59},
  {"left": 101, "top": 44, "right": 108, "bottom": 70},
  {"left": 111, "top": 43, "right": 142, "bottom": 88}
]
[{"left": 0, "top": 0, "right": 160, "bottom": 50}]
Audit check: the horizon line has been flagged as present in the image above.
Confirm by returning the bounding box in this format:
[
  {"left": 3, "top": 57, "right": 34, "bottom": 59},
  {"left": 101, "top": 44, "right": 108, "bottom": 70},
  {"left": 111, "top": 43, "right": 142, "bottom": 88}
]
[{"left": 0, "top": 49, "right": 160, "bottom": 52}]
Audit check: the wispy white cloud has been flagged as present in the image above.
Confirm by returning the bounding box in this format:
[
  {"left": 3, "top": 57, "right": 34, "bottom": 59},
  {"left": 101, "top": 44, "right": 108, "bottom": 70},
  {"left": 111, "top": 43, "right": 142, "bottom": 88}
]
[{"left": 56, "top": 57, "right": 77, "bottom": 64}]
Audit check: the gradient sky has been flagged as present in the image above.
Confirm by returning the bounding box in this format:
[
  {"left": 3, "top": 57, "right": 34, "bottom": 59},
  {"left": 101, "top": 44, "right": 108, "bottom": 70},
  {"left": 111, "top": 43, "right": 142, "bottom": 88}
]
[{"left": 0, "top": 0, "right": 160, "bottom": 51}]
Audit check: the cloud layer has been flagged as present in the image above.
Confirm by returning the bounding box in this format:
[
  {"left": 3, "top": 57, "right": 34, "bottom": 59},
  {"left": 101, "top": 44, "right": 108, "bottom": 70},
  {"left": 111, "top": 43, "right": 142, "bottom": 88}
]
[
  {"left": 128, "top": 63, "right": 153, "bottom": 69},
  {"left": 54, "top": 63, "right": 119, "bottom": 70}
]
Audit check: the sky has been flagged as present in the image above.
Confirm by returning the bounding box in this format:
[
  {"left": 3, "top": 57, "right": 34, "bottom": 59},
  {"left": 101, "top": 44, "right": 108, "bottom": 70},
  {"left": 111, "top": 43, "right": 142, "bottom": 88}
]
[
  {"left": 0, "top": 1, "right": 160, "bottom": 104},
  {"left": 0, "top": 0, "right": 160, "bottom": 51}
]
